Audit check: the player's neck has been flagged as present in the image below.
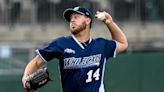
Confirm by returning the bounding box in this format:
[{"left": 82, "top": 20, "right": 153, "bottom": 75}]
[{"left": 74, "top": 29, "right": 90, "bottom": 43}]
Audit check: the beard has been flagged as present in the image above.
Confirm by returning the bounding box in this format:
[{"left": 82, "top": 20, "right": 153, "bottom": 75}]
[{"left": 70, "top": 21, "right": 87, "bottom": 35}]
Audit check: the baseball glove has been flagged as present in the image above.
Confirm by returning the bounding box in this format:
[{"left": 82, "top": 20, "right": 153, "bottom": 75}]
[{"left": 25, "top": 67, "right": 51, "bottom": 92}]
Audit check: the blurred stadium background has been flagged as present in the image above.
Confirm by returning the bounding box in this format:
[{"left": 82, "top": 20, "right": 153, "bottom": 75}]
[{"left": 0, "top": 0, "right": 164, "bottom": 92}]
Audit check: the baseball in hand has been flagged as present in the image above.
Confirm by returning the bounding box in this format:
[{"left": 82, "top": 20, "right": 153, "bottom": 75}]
[{"left": 96, "top": 12, "right": 105, "bottom": 21}]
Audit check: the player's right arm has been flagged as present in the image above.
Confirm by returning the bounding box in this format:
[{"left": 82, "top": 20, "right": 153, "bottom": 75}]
[
  {"left": 96, "top": 11, "right": 128, "bottom": 53},
  {"left": 22, "top": 55, "right": 46, "bottom": 89}
]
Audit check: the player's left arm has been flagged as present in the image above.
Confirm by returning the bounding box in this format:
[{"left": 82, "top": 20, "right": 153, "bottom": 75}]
[{"left": 96, "top": 11, "right": 128, "bottom": 53}]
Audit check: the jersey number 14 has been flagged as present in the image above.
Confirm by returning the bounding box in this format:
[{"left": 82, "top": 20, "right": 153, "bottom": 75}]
[{"left": 86, "top": 68, "right": 100, "bottom": 83}]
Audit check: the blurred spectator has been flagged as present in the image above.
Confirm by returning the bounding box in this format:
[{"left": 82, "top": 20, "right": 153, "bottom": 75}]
[
  {"left": 157, "top": 0, "right": 164, "bottom": 21},
  {"left": 140, "top": 0, "right": 158, "bottom": 22},
  {"left": 33, "top": 0, "right": 55, "bottom": 24},
  {"left": 110, "top": 0, "right": 135, "bottom": 21},
  {"left": 6, "top": 0, "right": 22, "bottom": 26}
]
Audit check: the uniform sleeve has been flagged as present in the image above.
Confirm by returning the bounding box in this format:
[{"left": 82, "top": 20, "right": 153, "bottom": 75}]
[
  {"left": 35, "top": 39, "right": 62, "bottom": 62},
  {"left": 104, "top": 40, "right": 118, "bottom": 59}
]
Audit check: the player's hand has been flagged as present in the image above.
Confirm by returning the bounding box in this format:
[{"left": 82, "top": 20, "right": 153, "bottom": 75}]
[
  {"left": 95, "top": 11, "right": 113, "bottom": 24},
  {"left": 22, "top": 77, "right": 30, "bottom": 92}
]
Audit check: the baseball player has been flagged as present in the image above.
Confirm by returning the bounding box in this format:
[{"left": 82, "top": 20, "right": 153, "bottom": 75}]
[{"left": 22, "top": 6, "right": 128, "bottom": 92}]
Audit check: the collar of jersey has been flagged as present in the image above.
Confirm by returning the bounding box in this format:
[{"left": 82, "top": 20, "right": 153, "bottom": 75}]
[{"left": 71, "top": 35, "right": 92, "bottom": 49}]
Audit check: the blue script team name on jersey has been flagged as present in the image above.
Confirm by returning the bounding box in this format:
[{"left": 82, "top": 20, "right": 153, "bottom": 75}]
[{"left": 64, "top": 54, "right": 102, "bottom": 69}]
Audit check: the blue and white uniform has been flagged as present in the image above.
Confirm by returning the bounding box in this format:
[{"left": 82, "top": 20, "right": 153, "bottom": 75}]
[{"left": 36, "top": 35, "right": 117, "bottom": 92}]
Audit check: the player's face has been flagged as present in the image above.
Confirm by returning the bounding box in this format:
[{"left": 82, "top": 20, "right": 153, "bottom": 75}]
[{"left": 70, "top": 13, "right": 87, "bottom": 35}]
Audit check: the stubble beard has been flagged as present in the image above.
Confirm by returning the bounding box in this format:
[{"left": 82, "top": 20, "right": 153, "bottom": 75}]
[{"left": 71, "top": 21, "right": 87, "bottom": 35}]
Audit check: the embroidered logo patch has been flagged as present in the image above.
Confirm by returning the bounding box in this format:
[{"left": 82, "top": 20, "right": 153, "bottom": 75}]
[{"left": 64, "top": 48, "right": 75, "bottom": 54}]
